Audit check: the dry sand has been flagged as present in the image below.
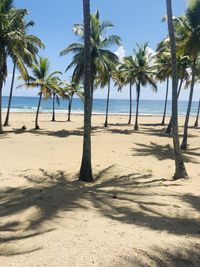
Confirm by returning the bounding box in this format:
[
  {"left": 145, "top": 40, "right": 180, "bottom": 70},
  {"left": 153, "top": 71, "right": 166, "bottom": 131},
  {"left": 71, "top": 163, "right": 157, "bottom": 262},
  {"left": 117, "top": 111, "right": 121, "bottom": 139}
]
[{"left": 0, "top": 112, "right": 199, "bottom": 267}]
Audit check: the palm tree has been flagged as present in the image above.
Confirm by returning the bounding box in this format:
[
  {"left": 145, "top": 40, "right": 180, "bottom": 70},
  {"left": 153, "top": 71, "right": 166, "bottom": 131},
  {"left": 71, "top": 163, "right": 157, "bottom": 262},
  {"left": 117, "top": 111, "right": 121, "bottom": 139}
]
[
  {"left": 3, "top": 20, "right": 44, "bottom": 127},
  {"left": 79, "top": 0, "right": 93, "bottom": 182},
  {"left": 19, "top": 57, "right": 61, "bottom": 129},
  {"left": 165, "top": 55, "right": 190, "bottom": 134},
  {"left": 175, "top": 0, "right": 200, "bottom": 149},
  {"left": 194, "top": 98, "right": 200, "bottom": 127},
  {"left": 154, "top": 51, "right": 171, "bottom": 125},
  {"left": 51, "top": 80, "right": 62, "bottom": 122},
  {"left": 60, "top": 79, "right": 83, "bottom": 122},
  {"left": 0, "top": 0, "right": 31, "bottom": 133},
  {"left": 131, "top": 43, "right": 157, "bottom": 131},
  {"left": 119, "top": 57, "right": 137, "bottom": 125},
  {"left": 165, "top": 0, "right": 188, "bottom": 179},
  {"left": 60, "top": 10, "right": 120, "bottom": 113},
  {"left": 95, "top": 62, "right": 116, "bottom": 127}
]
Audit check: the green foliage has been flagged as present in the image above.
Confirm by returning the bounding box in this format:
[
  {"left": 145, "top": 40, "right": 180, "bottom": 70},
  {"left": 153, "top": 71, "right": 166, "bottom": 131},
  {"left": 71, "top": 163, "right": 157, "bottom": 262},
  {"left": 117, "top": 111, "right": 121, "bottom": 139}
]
[
  {"left": 60, "top": 10, "right": 121, "bottom": 85},
  {"left": 19, "top": 57, "right": 61, "bottom": 99}
]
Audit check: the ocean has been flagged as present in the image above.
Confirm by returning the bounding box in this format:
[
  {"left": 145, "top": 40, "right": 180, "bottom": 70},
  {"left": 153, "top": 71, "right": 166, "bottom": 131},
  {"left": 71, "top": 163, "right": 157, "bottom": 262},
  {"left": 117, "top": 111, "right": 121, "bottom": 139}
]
[{"left": 2, "top": 96, "right": 199, "bottom": 116}]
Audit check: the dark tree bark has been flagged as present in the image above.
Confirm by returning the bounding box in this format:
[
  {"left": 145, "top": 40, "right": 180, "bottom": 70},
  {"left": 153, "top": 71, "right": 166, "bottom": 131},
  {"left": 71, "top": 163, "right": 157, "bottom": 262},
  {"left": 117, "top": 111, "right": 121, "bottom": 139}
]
[
  {"left": 4, "top": 63, "right": 16, "bottom": 127},
  {"left": 0, "top": 53, "right": 6, "bottom": 134},
  {"left": 161, "top": 77, "right": 169, "bottom": 125},
  {"left": 90, "top": 81, "right": 94, "bottom": 115},
  {"left": 79, "top": 0, "right": 93, "bottom": 182},
  {"left": 165, "top": 0, "right": 188, "bottom": 179},
  {"left": 181, "top": 58, "right": 196, "bottom": 150},
  {"left": 52, "top": 92, "right": 56, "bottom": 122},
  {"left": 0, "top": 79, "right": 3, "bottom": 134},
  {"left": 35, "top": 92, "right": 42, "bottom": 130},
  {"left": 104, "top": 78, "right": 110, "bottom": 127},
  {"left": 194, "top": 98, "right": 200, "bottom": 127},
  {"left": 134, "top": 83, "right": 140, "bottom": 131},
  {"left": 165, "top": 77, "right": 183, "bottom": 134},
  {"left": 67, "top": 93, "right": 74, "bottom": 122},
  {"left": 128, "top": 82, "right": 132, "bottom": 125}
]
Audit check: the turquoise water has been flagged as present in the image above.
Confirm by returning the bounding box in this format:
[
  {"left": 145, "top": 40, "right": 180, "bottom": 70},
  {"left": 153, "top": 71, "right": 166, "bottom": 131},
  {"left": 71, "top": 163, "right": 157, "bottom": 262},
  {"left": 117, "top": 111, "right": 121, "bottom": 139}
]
[{"left": 2, "top": 96, "right": 199, "bottom": 115}]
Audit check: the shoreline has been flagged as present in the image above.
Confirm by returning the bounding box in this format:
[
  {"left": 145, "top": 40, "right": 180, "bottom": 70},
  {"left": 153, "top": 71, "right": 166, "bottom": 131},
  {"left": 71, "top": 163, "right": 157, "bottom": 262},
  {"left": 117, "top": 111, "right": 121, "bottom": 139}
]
[{"left": 2, "top": 110, "right": 197, "bottom": 117}]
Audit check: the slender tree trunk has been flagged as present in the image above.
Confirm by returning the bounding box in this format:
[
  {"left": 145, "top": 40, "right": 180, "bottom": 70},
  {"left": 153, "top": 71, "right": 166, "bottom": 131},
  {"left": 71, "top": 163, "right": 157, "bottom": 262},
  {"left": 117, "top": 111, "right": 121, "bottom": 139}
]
[
  {"left": 134, "top": 83, "right": 140, "bottom": 131},
  {"left": 4, "top": 63, "right": 16, "bottom": 127},
  {"left": 0, "top": 79, "right": 3, "bottom": 134},
  {"left": 166, "top": 0, "right": 188, "bottom": 179},
  {"left": 161, "top": 77, "right": 169, "bottom": 125},
  {"left": 165, "top": 77, "right": 183, "bottom": 134},
  {"left": 181, "top": 58, "right": 196, "bottom": 150},
  {"left": 128, "top": 82, "right": 132, "bottom": 125},
  {"left": 52, "top": 92, "right": 56, "bottom": 121},
  {"left": 79, "top": 0, "right": 93, "bottom": 182},
  {"left": 104, "top": 78, "right": 110, "bottom": 127},
  {"left": 67, "top": 93, "right": 74, "bottom": 121},
  {"left": 194, "top": 98, "right": 200, "bottom": 127},
  {"left": 35, "top": 93, "right": 42, "bottom": 130},
  {"left": 90, "top": 81, "right": 94, "bottom": 115}
]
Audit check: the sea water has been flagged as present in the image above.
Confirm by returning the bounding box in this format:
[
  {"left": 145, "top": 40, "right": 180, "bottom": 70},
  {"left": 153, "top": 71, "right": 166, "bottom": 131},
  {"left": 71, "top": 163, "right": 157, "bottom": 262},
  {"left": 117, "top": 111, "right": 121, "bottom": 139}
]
[{"left": 2, "top": 96, "right": 199, "bottom": 116}]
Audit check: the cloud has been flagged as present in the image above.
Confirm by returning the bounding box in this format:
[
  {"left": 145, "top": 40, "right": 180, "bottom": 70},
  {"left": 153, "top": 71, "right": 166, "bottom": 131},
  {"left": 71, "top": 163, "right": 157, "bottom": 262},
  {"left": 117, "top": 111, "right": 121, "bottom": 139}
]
[
  {"left": 146, "top": 46, "right": 155, "bottom": 57},
  {"left": 115, "top": 46, "right": 126, "bottom": 63}
]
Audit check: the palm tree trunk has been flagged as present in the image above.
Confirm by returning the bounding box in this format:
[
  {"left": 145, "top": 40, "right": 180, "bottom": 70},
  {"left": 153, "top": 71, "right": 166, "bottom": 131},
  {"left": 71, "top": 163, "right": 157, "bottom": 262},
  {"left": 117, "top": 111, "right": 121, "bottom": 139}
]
[
  {"left": 52, "top": 92, "right": 56, "bottom": 121},
  {"left": 134, "top": 83, "right": 140, "bottom": 131},
  {"left": 79, "top": 0, "right": 93, "bottom": 182},
  {"left": 165, "top": 77, "right": 183, "bottom": 134},
  {"left": 104, "top": 78, "right": 110, "bottom": 127},
  {"left": 166, "top": 0, "right": 187, "bottom": 179},
  {"left": 67, "top": 93, "right": 74, "bottom": 121},
  {"left": 181, "top": 58, "right": 196, "bottom": 150},
  {"left": 128, "top": 82, "right": 132, "bottom": 125},
  {"left": 161, "top": 77, "right": 169, "bottom": 125},
  {"left": 194, "top": 98, "right": 200, "bottom": 127},
  {"left": 35, "top": 93, "right": 42, "bottom": 130},
  {"left": 0, "top": 79, "right": 3, "bottom": 134},
  {"left": 4, "top": 63, "right": 16, "bottom": 127},
  {"left": 91, "top": 81, "right": 94, "bottom": 115}
]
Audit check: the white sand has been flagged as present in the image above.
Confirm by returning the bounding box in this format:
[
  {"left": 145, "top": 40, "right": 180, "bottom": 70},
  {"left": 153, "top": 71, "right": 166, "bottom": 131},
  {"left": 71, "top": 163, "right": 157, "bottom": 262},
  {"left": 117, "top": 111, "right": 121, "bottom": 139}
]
[{"left": 0, "top": 113, "right": 199, "bottom": 267}]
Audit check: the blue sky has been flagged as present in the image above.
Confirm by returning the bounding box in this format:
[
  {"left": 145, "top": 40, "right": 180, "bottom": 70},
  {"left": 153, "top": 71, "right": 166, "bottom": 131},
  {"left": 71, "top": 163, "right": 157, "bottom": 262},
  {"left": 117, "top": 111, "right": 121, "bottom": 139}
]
[{"left": 3, "top": 0, "right": 200, "bottom": 101}]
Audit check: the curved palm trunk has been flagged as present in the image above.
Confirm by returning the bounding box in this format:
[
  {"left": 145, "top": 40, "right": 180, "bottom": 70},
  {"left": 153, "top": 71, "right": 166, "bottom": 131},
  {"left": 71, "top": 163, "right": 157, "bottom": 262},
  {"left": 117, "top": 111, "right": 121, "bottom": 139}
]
[
  {"left": 194, "top": 98, "right": 200, "bottom": 127},
  {"left": 67, "top": 93, "right": 74, "bottom": 122},
  {"left": 104, "top": 78, "right": 110, "bottom": 127},
  {"left": 166, "top": 0, "right": 187, "bottom": 179},
  {"left": 4, "top": 63, "right": 16, "bottom": 127},
  {"left": 181, "top": 58, "right": 196, "bottom": 150},
  {"left": 128, "top": 83, "right": 132, "bottom": 125},
  {"left": 79, "top": 0, "right": 93, "bottom": 182},
  {"left": 35, "top": 93, "right": 42, "bottom": 130},
  {"left": 165, "top": 77, "right": 183, "bottom": 134},
  {"left": 51, "top": 92, "right": 56, "bottom": 122},
  {"left": 134, "top": 83, "right": 140, "bottom": 131},
  {"left": 161, "top": 77, "right": 169, "bottom": 125}
]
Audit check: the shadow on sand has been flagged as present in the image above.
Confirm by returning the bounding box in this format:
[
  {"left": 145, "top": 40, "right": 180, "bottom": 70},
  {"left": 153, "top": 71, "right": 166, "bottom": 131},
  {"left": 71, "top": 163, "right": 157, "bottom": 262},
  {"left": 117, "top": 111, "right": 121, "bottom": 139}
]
[
  {"left": 0, "top": 166, "right": 200, "bottom": 263},
  {"left": 132, "top": 142, "right": 200, "bottom": 164}
]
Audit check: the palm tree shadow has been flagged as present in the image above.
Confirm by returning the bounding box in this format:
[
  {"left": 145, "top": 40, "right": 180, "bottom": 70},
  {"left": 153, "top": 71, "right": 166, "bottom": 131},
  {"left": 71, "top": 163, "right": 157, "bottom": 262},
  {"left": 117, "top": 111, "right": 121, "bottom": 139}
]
[
  {"left": 132, "top": 142, "right": 200, "bottom": 164},
  {"left": 119, "top": 245, "right": 200, "bottom": 267},
  {"left": 11, "top": 129, "right": 83, "bottom": 138},
  {"left": 1, "top": 167, "right": 200, "bottom": 257}
]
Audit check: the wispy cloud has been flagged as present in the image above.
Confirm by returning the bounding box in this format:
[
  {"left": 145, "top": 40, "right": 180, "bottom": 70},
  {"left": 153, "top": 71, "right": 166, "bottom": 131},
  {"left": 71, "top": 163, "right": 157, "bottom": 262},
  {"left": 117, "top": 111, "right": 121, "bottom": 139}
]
[{"left": 115, "top": 46, "right": 126, "bottom": 63}]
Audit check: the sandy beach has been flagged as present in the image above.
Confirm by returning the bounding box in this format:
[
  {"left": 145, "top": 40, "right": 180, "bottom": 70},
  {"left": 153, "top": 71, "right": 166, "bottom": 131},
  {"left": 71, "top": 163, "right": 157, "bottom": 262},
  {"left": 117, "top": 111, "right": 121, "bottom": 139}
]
[{"left": 0, "top": 113, "right": 199, "bottom": 267}]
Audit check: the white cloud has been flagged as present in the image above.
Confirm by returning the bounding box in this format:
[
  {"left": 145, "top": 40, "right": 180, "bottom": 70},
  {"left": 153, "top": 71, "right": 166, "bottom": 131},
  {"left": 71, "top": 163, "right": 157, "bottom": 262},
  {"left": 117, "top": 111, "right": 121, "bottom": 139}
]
[
  {"left": 146, "top": 46, "right": 155, "bottom": 57},
  {"left": 115, "top": 46, "right": 126, "bottom": 63}
]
